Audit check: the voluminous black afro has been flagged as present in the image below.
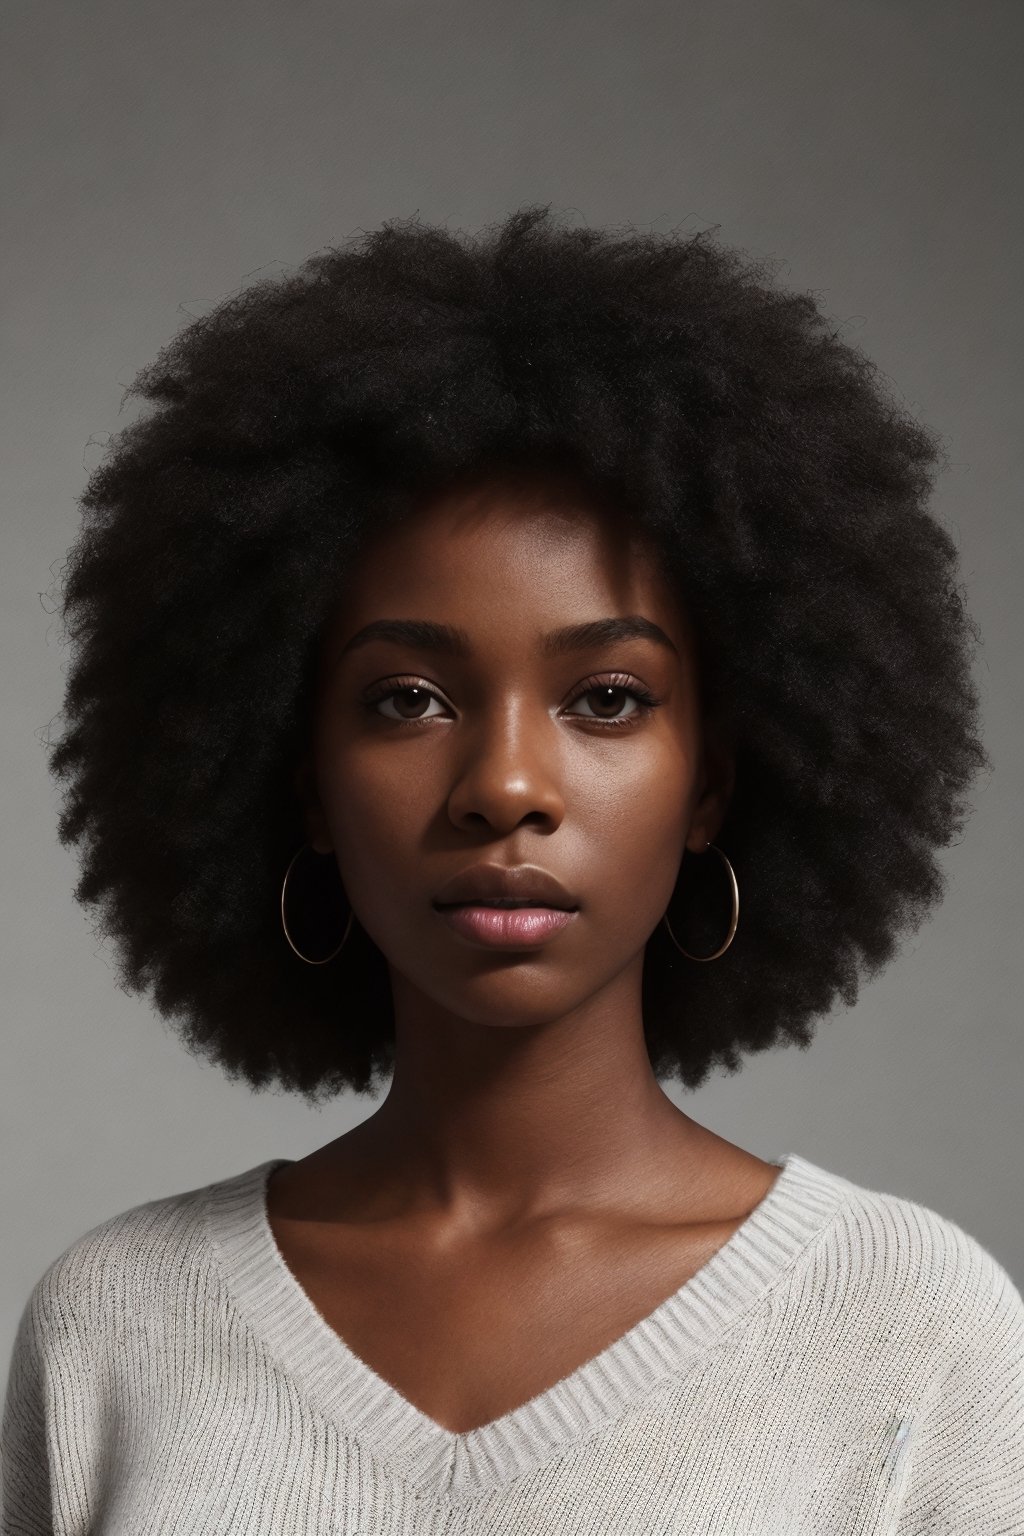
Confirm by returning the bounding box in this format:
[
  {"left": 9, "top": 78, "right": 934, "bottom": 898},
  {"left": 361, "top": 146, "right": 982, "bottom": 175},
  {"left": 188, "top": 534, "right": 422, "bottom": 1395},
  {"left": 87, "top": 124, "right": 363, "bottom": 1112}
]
[{"left": 46, "top": 204, "right": 988, "bottom": 1103}]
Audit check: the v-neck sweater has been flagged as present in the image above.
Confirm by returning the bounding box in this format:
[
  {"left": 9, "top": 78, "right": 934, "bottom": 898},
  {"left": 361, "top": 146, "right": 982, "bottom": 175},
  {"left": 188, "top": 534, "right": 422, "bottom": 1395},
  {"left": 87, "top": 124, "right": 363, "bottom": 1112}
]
[{"left": 2, "top": 1151, "right": 1023, "bottom": 1533}]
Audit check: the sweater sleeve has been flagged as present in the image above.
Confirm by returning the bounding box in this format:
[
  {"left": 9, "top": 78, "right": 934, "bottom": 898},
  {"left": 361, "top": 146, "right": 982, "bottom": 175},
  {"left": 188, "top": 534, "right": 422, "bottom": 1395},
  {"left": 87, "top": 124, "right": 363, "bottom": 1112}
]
[
  {"left": 1, "top": 1288, "right": 53, "bottom": 1534},
  {"left": 895, "top": 1247, "right": 1024, "bottom": 1535},
  {"left": 1, "top": 1266, "right": 102, "bottom": 1536}
]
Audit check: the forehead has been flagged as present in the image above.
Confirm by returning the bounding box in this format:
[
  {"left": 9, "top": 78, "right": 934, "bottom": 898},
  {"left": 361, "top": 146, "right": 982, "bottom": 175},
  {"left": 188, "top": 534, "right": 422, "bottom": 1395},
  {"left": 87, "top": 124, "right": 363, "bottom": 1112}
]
[{"left": 332, "top": 475, "right": 683, "bottom": 634}]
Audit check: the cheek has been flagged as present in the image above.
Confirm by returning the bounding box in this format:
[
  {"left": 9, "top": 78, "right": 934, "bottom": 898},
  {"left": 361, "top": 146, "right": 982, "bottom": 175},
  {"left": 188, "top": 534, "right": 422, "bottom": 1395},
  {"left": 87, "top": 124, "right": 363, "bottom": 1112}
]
[
  {"left": 316, "top": 741, "right": 428, "bottom": 861},
  {"left": 576, "top": 728, "right": 694, "bottom": 826},
  {"left": 581, "top": 758, "right": 692, "bottom": 909},
  {"left": 311, "top": 729, "right": 444, "bottom": 939},
  {"left": 538, "top": 730, "right": 695, "bottom": 940}
]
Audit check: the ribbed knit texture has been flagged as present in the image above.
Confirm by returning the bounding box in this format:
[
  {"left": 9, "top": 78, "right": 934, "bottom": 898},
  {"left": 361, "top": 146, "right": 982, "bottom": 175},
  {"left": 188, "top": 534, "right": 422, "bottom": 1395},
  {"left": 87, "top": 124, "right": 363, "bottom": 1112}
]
[{"left": 2, "top": 1150, "right": 1023, "bottom": 1533}]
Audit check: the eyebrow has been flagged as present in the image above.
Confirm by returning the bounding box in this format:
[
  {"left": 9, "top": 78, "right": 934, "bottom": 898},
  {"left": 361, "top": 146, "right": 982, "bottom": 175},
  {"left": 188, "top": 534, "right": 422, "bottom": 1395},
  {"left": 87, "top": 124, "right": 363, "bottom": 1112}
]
[{"left": 338, "top": 614, "right": 679, "bottom": 661}]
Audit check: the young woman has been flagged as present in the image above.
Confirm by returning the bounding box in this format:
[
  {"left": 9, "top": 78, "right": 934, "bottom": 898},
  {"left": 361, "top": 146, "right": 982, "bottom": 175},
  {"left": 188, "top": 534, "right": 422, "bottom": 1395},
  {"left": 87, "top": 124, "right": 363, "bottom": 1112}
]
[{"left": 3, "top": 206, "right": 1021, "bottom": 1532}]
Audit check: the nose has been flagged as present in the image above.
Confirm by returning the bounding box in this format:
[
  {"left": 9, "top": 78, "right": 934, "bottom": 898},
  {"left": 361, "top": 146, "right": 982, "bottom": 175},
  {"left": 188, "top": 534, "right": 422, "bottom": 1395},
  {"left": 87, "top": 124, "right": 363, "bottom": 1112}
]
[{"left": 444, "top": 701, "right": 566, "bottom": 834}]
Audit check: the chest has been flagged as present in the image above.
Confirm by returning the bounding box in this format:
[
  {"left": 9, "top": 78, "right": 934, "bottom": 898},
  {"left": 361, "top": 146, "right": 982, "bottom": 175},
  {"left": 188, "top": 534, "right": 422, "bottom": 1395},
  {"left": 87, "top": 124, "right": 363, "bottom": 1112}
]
[{"left": 265, "top": 1206, "right": 743, "bottom": 1434}]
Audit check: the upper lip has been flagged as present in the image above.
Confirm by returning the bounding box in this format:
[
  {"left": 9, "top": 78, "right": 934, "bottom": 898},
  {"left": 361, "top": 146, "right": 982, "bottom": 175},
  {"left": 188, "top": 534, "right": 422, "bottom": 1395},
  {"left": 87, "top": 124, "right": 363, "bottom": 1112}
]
[{"left": 433, "top": 864, "right": 579, "bottom": 910}]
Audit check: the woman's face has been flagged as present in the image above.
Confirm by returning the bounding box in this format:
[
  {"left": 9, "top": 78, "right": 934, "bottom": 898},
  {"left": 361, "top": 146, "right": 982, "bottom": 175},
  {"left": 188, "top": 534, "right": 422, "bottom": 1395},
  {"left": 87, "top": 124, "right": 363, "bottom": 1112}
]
[{"left": 299, "top": 473, "right": 733, "bottom": 1032}]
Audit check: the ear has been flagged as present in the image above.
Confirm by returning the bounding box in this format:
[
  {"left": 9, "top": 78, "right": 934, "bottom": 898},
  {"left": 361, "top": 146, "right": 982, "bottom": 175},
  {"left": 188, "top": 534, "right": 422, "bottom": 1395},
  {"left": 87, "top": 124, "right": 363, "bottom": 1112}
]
[
  {"left": 292, "top": 754, "right": 333, "bottom": 854},
  {"left": 685, "top": 717, "right": 736, "bottom": 854}
]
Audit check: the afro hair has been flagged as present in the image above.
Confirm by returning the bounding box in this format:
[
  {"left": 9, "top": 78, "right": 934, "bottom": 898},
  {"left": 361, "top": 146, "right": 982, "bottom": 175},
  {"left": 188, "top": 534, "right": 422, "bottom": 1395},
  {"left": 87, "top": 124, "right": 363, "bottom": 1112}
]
[{"left": 45, "top": 204, "right": 988, "bottom": 1104}]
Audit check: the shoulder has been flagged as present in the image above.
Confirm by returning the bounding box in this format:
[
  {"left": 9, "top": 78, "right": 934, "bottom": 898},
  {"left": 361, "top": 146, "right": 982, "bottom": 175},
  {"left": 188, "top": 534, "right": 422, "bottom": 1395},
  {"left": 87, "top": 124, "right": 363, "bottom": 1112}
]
[
  {"left": 806, "top": 1160, "right": 1024, "bottom": 1364},
  {"left": 17, "top": 1162, "right": 256, "bottom": 1349}
]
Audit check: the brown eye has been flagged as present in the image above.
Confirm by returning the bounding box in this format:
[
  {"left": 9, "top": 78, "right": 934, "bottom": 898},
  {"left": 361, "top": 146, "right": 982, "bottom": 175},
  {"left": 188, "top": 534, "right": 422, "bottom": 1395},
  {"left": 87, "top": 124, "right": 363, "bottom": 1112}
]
[
  {"left": 370, "top": 685, "right": 446, "bottom": 721},
  {"left": 565, "top": 676, "right": 660, "bottom": 726},
  {"left": 569, "top": 685, "right": 639, "bottom": 720}
]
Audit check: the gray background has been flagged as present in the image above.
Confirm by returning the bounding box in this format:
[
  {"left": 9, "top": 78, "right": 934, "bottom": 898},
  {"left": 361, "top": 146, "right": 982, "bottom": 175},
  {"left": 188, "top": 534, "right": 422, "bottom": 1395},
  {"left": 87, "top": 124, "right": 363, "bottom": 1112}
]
[{"left": 3, "top": 0, "right": 1022, "bottom": 1394}]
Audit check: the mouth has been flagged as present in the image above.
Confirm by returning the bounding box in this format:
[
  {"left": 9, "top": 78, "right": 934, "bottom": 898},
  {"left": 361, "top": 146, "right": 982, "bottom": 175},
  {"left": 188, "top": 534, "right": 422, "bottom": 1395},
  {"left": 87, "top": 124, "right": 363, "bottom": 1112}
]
[{"left": 433, "top": 901, "right": 579, "bottom": 948}]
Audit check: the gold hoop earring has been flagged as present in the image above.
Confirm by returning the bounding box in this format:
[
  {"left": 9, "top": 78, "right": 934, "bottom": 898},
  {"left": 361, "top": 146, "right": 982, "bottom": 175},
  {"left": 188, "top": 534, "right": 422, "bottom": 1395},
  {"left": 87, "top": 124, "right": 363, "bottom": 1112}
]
[
  {"left": 280, "top": 842, "right": 354, "bottom": 965},
  {"left": 661, "top": 842, "right": 738, "bottom": 961}
]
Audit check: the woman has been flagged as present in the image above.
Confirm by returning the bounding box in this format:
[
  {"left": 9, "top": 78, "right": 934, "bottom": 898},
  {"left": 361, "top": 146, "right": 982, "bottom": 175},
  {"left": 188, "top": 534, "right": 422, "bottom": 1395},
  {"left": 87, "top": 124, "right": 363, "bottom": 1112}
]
[{"left": 3, "top": 206, "right": 1021, "bottom": 1532}]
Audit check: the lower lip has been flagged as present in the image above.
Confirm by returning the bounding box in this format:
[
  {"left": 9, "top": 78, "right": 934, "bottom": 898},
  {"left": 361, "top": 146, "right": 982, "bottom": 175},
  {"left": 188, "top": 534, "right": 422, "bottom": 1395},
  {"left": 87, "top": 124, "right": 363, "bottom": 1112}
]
[{"left": 434, "top": 904, "right": 577, "bottom": 947}]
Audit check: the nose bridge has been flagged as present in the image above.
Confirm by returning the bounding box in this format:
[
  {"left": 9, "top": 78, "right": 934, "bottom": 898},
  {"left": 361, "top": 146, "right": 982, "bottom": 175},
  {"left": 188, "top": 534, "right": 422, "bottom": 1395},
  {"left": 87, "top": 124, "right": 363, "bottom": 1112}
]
[{"left": 449, "top": 683, "right": 564, "bottom": 823}]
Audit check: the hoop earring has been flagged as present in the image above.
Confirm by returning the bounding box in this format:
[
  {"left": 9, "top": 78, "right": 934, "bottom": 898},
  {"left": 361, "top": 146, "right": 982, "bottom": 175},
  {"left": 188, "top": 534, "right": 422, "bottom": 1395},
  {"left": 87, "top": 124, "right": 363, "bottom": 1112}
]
[
  {"left": 280, "top": 842, "right": 354, "bottom": 965},
  {"left": 661, "top": 842, "right": 739, "bottom": 962}
]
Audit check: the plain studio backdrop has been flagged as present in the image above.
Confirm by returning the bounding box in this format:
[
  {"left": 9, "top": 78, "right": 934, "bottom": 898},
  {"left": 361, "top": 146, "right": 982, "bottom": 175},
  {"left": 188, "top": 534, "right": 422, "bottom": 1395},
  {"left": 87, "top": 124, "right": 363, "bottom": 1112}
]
[{"left": 2, "top": 0, "right": 1021, "bottom": 1400}]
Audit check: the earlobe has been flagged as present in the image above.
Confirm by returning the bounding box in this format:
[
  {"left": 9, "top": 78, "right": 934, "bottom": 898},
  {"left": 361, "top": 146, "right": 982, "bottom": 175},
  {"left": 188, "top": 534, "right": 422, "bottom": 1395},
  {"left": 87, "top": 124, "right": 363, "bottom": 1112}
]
[
  {"left": 688, "top": 732, "right": 736, "bottom": 854},
  {"left": 292, "top": 757, "right": 333, "bottom": 854}
]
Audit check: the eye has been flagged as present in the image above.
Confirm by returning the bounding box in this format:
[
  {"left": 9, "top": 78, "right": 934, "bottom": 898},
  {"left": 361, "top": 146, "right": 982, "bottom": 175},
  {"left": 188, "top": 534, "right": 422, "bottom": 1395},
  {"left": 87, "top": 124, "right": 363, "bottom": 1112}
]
[
  {"left": 564, "top": 675, "right": 661, "bottom": 727},
  {"left": 365, "top": 682, "right": 447, "bottom": 722}
]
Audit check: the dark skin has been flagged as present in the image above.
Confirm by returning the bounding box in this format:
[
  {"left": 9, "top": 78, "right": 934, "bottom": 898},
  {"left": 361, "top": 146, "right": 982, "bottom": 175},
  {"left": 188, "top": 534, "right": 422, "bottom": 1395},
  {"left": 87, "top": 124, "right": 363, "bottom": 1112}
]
[{"left": 267, "top": 471, "right": 780, "bottom": 1434}]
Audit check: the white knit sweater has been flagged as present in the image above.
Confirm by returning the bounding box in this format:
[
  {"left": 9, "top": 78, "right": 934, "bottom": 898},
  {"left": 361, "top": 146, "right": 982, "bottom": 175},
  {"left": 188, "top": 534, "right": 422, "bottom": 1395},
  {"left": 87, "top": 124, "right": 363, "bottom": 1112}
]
[{"left": 2, "top": 1151, "right": 1022, "bottom": 1533}]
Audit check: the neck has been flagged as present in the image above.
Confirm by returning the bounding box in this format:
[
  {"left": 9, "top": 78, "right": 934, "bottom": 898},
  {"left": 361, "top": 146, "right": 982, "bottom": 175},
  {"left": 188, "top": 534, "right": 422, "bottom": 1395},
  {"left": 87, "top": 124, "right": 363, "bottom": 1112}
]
[{"left": 315, "top": 955, "right": 745, "bottom": 1230}]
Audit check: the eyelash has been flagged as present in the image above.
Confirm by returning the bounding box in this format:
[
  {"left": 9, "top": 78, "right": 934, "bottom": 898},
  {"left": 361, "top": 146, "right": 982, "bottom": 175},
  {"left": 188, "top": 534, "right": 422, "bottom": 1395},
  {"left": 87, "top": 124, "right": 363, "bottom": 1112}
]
[{"left": 362, "top": 673, "right": 662, "bottom": 730}]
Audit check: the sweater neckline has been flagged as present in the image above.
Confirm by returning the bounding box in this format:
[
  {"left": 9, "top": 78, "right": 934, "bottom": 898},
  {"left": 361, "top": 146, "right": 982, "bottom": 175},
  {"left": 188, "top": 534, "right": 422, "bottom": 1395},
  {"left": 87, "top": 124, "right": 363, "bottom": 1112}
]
[{"left": 204, "top": 1149, "right": 851, "bottom": 1499}]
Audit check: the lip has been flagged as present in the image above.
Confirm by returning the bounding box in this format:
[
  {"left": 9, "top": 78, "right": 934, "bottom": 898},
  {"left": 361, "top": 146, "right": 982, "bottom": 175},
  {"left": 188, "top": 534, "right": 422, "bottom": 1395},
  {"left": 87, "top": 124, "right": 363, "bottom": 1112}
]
[
  {"left": 435, "top": 904, "right": 577, "bottom": 949},
  {"left": 432, "top": 862, "right": 578, "bottom": 909}
]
